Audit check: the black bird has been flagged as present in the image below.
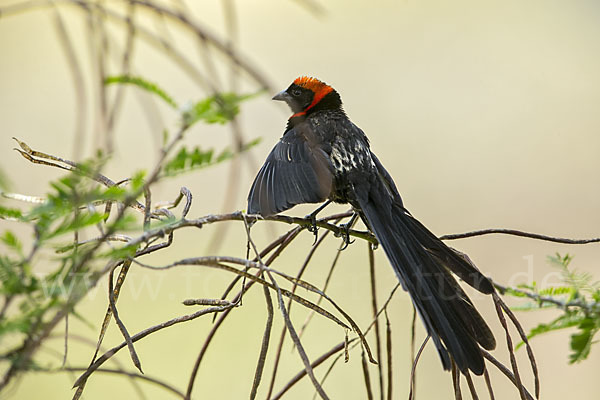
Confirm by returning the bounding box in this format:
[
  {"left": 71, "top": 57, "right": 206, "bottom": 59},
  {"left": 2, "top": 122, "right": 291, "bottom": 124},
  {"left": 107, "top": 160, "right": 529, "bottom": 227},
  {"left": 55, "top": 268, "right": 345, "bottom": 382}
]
[{"left": 247, "top": 76, "right": 496, "bottom": 375}]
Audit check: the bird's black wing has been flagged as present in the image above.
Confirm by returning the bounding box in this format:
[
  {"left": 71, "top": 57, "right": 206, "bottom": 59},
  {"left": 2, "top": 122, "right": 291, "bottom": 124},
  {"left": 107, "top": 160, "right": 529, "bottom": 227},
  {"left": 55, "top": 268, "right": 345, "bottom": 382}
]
[
  {"left": 371, "top": 152, "right": 403, "bottom": 206},
  {"left": 247, "top": 125, "right": 333, "bottom": 216}
]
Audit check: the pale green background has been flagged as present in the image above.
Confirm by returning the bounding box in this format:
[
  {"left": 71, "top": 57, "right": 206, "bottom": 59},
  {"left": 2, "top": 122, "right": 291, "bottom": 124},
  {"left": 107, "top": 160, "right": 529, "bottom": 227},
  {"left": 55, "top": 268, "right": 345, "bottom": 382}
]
[{"left": 1, "top": 0, "right": 599, "bottom": 398}]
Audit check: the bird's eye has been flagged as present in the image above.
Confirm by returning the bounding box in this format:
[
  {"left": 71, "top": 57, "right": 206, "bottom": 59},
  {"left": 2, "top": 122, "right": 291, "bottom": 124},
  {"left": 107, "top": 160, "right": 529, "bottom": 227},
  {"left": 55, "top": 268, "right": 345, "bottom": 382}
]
[{"left": 292, "top": 89, "right": 302, "bottom": 97}]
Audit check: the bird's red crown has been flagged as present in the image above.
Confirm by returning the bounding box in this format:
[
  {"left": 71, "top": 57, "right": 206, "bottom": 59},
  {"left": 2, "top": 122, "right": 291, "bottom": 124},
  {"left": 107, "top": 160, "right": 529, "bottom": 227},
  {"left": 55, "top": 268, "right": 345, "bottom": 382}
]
[
  {"left": 292, "top": 76, "right": 334, "bottom": 115},
  {"left": 293, "top": 76, "right": 333, "bottom": 96}
]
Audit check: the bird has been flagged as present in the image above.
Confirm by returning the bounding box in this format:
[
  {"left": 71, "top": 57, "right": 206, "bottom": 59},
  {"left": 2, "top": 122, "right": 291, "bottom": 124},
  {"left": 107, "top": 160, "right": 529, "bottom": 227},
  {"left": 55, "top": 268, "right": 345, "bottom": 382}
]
[{"left": 247, "top": 76, "right": 496, "bottom": 375}]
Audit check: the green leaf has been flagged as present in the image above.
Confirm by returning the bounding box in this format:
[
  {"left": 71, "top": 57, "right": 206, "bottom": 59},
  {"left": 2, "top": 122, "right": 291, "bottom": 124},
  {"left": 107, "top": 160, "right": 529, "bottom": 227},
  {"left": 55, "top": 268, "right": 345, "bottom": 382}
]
[
  {"left": 130, "top": 170, "right": 147, "bottom": 192},
  {"left": 43, "top": 211, "right": 108, "bottom": 241},
  {"left": 164, "top": 148, "right": 190, "bottom": 174},
  {"left": 538, "top": 286, "right": 573, "bottom": 296},
  {"left": 100, "top": 243, "right": 138, "bottom": 260},
  {"left": 182, "top": 92, "right": 258, "bottom": 127},
  {"left": 216, "top": 148, "right": 234, "bottom": 162},
  {"left": 107, "top": 214, "right": 138, "bottom": 232},
  {"left": 510, "top": 302, "right": 555, "bottom": 312},
  {"left": 0, "top": 205, "right": 23, "bottom": 221},
  {"left": 0, "top": 256, "right": 38, "bottom": 296},
  {"left": 0, "top": 314, "right": 35, "bottom": 336},
  {"left": 105, "top": 75, "right": 178, "bottom": 109},
  {"left": 163, "top": 139, "right": 259, "bottom": 177},
  {"left": 569, "top": 318, "right": 599, "bottom": 363},
  {"left": 1, "top": 231, "right": 23, "bottom": 254},
  {"left": 241, "top": 137, "right": 262, "bottom": 151},
  {"left": 516, "top": 313, "right": 583, "bottom": 350}
]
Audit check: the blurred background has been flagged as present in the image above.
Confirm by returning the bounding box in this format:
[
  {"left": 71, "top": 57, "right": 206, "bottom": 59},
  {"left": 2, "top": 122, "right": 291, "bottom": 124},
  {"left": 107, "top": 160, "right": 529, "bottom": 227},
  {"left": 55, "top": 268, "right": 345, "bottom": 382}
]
[{"left": 1, "top": 0, "right": 599, "bottom": 398}]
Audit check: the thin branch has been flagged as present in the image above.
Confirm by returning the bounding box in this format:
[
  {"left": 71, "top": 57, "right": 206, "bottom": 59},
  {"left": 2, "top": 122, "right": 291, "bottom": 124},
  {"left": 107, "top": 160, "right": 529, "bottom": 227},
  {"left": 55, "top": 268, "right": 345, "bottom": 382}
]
[
  {"left": 492, "top": 293, "right": 527, "bottom": 400},
  {"left": 267, "top": 269, "right": 330, "bottom": 400},
  {"left": 368, "top": 244, "right": 384, "bottom": 400},
  {"left": 481, "top": 351, "right": 535, "bottom": 400},
  {"left": 384, "top": 310, "right": 392, "bottom": 400},
  {"left": 494, "top": 280, "right": 598, "bottom": 313},
  {"left": 184, "top": 228, "right": 302, "bottom": 399},
  {"left": 495, "top": 292, "right": 540, "bottom": 399},
  {"left": 42, "top": 367, "right": 185, "bottom": 399},
  {"left": 50, "top": 4, "right": 88, "bottom": 159},
  {"left": 267, "top": 224, "right": 336, "bottom": 398},
  {"left": 270, "top": 341, "right": 346, "bottom": 400},
  {"left": 408, "top": 336, "right": 429, "bottom": 400},
  {"left": 249, "top": 285, "right": 273, "bottom": 400},
  {"left": 107, "top": 263, "right": 142, "bottom": 373},
  {"left": 73, "top": 303, "right": 235, "bottom": 388},
  {"left": 451, "top": 361, "right": 462, "bottom": 400},
  {"left": 440, "top": 228, "right": 600, "bottom": 244},
  {"left": 361, "top": 349, "right": 374, "bottom": 400},
  {"left": 483, "top": 366, "right": 496, "bottom": 400},
  {"left": 464, "top": 370, "right": 479, "bottom": 400}
]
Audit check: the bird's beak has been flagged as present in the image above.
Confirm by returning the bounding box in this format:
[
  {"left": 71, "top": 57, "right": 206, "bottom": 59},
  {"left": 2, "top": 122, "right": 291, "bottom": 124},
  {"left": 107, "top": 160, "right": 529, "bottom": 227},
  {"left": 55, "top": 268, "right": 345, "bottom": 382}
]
[{"left": 272, "top": 90, "right": 291, "bottom": 102}]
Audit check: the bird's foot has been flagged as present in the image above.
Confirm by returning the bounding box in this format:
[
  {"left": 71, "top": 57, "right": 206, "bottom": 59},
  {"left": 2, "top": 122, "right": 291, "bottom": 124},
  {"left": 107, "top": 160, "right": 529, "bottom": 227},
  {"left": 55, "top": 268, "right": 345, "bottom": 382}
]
[
  {"left": 338, "top": 221, "right": 356, "bottom": 250},
  {"left": 304, "top": 201, "right": 333, "bottom": 245},
  {"left": 305, "top": 213, "right": 319, "bottom": 245}
]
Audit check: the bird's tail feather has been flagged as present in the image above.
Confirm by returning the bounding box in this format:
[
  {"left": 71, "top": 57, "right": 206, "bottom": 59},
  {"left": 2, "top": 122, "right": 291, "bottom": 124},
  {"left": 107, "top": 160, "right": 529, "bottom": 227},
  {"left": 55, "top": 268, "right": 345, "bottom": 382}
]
[{"left": 359, "top": 192, "right": 495, "bottom": 375}]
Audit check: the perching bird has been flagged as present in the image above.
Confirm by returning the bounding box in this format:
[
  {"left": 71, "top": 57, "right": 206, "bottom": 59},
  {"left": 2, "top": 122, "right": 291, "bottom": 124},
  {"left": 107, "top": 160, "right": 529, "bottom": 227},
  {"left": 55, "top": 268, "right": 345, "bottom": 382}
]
[{"left": 247, "top": 76, "right": 496, "bottom": 375}]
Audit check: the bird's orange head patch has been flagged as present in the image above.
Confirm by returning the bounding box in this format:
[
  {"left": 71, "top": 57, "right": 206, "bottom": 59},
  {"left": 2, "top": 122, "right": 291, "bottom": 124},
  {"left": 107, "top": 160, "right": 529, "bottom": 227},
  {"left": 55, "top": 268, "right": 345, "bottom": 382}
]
[
  {"left": 293, "top": 76, "right": 330, "bottom": 91},
  {"left": 291, "top": 76, "right": 334, "bottom": 117}
]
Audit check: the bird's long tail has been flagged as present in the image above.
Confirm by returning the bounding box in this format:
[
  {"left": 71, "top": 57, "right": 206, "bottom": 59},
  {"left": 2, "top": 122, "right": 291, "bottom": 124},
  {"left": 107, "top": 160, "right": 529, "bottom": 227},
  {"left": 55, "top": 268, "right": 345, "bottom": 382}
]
[{"left": 358, "top": 187, "right": 496, "bottom": 375}]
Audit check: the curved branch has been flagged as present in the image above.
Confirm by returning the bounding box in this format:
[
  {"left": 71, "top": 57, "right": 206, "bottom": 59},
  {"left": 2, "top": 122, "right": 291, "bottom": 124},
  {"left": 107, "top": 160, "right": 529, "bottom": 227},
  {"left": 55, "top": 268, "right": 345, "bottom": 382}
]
[
  {"left": 72, "top": 304, "right": 234, "bottom": 388},
  {"left": 43, "top": 367, "right": 185, "bottom": 399},
  {"left": 440, "top": 228, "right": 600, "bottom": 244}
]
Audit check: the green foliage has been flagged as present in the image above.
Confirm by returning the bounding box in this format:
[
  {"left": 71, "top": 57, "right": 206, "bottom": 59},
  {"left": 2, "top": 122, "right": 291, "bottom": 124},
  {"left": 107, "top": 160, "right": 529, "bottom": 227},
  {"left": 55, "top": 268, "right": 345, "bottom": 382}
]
[
  {"left": 0, "top": 160, "right": 148, "bottom": 350},
  {"left": 1, "top": 231, "right": 23, "bottom": 255},
  {"left": 182, "top": 92, "right": 258, "bottom": 127},
  {"left": 163, "top": 138, "right": 260, "bottom": 177},
  {"left": 570, "top": 317, "right": 599, "bottom": 363},
  {"left": 1, "top": 72, "right": 259, "bottom": 390},
  {"left": 104, "top": 75, "right": 178, "bottom": 109},
  {"left": 508, "top": 253, "right": 600, "bottom": 363},
  {"left": 0, "top": 206, "right": 24, "bottom": 221},
  {"left": 0, "top": 255, "right": 37, "bottom": 296},
  {"left": 105, "top": 74, "right": 259, "bottom": 129}
]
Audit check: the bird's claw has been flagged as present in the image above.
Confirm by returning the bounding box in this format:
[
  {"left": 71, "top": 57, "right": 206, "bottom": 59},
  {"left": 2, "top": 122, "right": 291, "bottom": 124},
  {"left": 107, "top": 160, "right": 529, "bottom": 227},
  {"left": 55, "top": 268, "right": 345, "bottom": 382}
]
[
  {"left": 338, "top": 221, "right": 355, "bottom": 250},
  {"left": 305, "top": 213, "right": 319, "bottom": 245}
]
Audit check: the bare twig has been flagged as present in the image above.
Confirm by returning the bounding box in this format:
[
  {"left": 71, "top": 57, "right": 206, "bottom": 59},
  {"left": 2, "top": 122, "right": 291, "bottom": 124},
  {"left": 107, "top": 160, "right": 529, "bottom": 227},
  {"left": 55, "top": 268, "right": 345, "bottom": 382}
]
[
  {"left": 361, "top": 349, "right": 374, "bottom": 400},
  {"left": 267, "top": 225, "right": 335, "bottom": 398},
  {"left": 441, "top": 228, "right": 600, "bottom": 245},
  {"left": 384, "top": 310, "right": 392, "bottom": 400},
  {"left": 451, "top": 361, "right": 462, "bottom": 400},
  {"left": 481, "top": 351, "right": 535, "bottom": 400},
  {"left": 268, "top": 269, "right": 330, "bottom": 400},
  {"left": 494, "top": 292, "right": 540, "bottom": 399},
  {"left": 182, "top": 298, "right": 235, "bottom": 306},
  {"left": 107, "top": 262, "right": 142, "bottom": 373},
  {"left": 72, "top": 303, "right": 235, "bottom": 388},
  {"left": 50, "top": 5, "right": 87, "bottom": 158},
  {"left": 249, "top": 285, "right": 273, "bottom": 400},
  {"left": 184, "top": 227, "right": 302, "bottom": 399},
  {"left": 493, "top": 293, "right": 527, "bottom": 400},
  {"left": 483, "top": 366, "right": 496, "bottom": 400},
  {"left": 464, "top": 370, "right": 479, "bottom": 400},
  {"left": 43, "top": 367, "right": 185, "bottom": 399},
  {"left": 271, "top": 341, "right": 347, "bottom": 400},
  {"left": 408, "top": 336, "right": 429, "bottom": 400},
  {"left": 368, "top": 244, "right": 384, "bottom": 400}
]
